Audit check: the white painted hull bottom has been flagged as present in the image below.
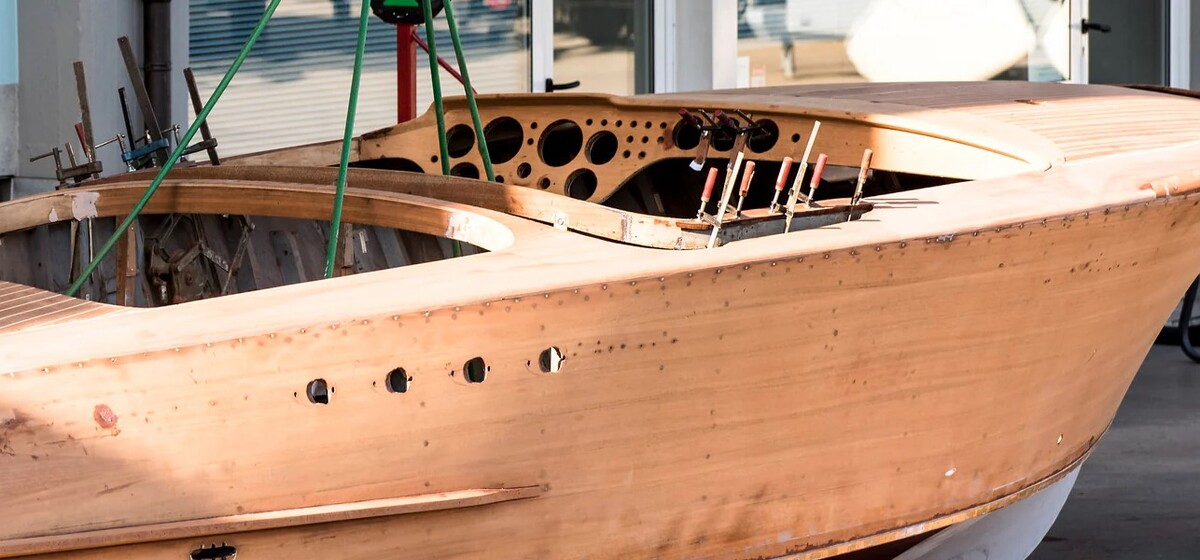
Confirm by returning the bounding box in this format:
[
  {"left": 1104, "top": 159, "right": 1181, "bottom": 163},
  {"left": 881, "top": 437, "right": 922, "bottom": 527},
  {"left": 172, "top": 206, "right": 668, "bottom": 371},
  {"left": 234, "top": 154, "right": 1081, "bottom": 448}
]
[{"left": 892, "top": 464, "right": 1081, "bottom": 560}]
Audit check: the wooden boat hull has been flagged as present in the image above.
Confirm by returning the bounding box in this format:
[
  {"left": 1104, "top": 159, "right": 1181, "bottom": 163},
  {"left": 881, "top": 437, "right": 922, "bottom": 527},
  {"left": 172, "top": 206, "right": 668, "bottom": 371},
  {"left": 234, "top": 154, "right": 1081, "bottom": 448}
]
[
  {"left": 4, "top": 173, "right": 1200, "bottom": 558},
  {"left": 5, "top": 82, "right": 1200, "bottom": 558}
]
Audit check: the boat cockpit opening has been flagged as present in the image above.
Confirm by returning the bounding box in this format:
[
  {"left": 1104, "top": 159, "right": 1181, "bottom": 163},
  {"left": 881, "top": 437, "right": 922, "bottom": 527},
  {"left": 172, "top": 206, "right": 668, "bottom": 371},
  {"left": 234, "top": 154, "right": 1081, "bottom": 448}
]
[
  {"left": 600, "top": 157, "right": 957, "bottom": 220},
  {"left": 0, "top": 183, "right": 498, "bottom": 307}
]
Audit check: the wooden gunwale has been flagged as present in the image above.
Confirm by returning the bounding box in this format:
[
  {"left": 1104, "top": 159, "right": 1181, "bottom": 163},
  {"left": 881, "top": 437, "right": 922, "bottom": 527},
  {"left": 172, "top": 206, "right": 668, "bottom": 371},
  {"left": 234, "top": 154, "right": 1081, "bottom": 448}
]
[
  {"left": 85, "top": 166, "right": 705, "bottom": 248},
  {"left": 0, "top": 181, "right": 518, "bottom": 253}
]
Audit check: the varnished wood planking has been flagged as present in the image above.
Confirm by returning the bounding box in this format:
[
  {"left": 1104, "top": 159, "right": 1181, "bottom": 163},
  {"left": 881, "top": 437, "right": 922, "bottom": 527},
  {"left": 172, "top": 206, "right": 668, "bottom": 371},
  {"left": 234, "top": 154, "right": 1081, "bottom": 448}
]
[
  {"left": 731, "top": 82, "right": 1200, "bottom": 162},
  {"left": 0, "top": 282, "right": 127, "bottom": 335},
  {"left": 679, "top": 84, "right": 1200, "bottom": 165}
]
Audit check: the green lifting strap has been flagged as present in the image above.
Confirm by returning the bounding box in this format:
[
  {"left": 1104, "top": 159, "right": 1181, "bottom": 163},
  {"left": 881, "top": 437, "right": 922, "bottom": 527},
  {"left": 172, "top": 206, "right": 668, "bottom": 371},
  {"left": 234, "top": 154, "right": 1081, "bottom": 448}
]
[
  {"left": 422, "top": 0, "right": 452, "bottom": 176},
  {"left": 421, "top": 0, "right": 461, "bottom": 257},
  {"left": 324, "top": 0, "right": 373, "bottom": 279},
  {"left": 442, "top": 0, "right": 495, "bottom": 181},
  {"left": 65, "top": 0, "right": 282, "bottom": 298}
]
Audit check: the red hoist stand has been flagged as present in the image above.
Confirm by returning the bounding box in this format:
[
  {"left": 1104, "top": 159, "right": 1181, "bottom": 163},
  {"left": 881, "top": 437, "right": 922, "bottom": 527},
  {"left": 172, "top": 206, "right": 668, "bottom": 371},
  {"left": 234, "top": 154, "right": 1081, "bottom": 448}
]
[{"left": 396, "top": 25, "right": 418, "bottom": 123}]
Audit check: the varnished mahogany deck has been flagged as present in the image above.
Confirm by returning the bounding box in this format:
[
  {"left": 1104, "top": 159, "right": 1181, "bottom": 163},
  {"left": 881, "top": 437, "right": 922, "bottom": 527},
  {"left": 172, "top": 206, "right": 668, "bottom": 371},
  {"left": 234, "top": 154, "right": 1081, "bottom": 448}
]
[{"left": 0, "top": 282, "right": 127, "bottom": 335}]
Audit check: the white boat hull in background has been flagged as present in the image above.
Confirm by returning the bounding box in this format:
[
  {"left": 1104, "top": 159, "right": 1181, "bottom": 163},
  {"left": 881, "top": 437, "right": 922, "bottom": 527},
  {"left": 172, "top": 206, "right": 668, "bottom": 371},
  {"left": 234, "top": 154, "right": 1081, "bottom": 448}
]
[
  {"left": 847, "top": 0, "right": 1037, "bottom": 81},
  {"left": 894, "top": 465, "right": 1080, "bottom": 560}
]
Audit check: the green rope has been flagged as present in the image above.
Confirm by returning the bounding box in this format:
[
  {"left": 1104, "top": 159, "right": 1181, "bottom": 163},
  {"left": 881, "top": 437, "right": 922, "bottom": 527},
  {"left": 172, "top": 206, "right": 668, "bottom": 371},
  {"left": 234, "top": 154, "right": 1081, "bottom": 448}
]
[
  {"left": 442, "top": 0, "right": 494, "bottom": 181},
  {"left": 66, "top": 0, "right": 282, "bottom": 298},
  {"left": 422, "top": 0, "right": 461, "bottom": 257},
  {"left": 422, "top": 0, "right": 451, "bottom": 176},
  {"left": 324, "top": 0, "right": 372, "bottom": 279}
]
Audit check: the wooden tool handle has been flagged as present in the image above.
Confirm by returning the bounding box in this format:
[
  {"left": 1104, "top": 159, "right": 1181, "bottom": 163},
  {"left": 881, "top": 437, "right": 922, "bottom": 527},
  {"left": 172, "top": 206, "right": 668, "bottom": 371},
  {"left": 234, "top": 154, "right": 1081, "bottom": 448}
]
[
  {"left": 774, "top": 157, "right": 793, "bottom": 192},
  {"left": 701, "top": 167, "right": 719, "bottom": 202},
  {"left": 739, "top": 161, "right": 756, "bottom": 195},
  {"left": 857, "top": 149, "right": 874, "bottom": 186},
  {"left": 679, "top": 108, "right": 698, "bottom": 127},
  {"left": 810, "top": 154, "right": 828, "bottom": 189}
]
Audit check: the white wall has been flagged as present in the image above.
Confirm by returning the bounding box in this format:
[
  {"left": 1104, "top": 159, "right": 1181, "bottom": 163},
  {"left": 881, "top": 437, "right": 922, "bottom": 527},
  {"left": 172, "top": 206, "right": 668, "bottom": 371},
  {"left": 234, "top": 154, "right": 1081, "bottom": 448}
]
[{"left": 15, "top": 0, "right": 188, "bottom": 197}]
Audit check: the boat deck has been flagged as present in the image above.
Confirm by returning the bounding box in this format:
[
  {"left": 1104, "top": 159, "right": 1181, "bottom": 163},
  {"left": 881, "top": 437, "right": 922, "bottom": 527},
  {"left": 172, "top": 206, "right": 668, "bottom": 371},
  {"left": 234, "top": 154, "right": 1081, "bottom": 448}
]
[
  {"left": 684, "top": 82, "right": 1200, "bottom": 162},
  {"left": 0, "top": 281, "right": 126, "bottom": 335}
]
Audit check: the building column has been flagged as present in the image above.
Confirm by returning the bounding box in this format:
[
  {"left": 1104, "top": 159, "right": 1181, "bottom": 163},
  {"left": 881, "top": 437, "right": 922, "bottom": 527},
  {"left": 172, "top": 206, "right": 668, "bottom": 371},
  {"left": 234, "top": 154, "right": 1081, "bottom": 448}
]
[{"left": 654, "top": 0, "right": 738, "bottom": 93}]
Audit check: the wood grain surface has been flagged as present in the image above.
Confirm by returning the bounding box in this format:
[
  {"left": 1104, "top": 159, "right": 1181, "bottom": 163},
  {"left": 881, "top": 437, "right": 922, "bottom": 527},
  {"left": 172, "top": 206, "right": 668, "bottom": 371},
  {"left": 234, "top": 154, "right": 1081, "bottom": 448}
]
[{"left": 3, "top": 83, "right": 1200, "bottom": 558}]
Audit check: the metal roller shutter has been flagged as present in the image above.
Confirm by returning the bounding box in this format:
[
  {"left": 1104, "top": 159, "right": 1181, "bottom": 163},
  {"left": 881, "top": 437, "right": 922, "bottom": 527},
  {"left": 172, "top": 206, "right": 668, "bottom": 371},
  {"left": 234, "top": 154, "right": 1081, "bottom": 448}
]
[{"left": 190, "top": 0, "right": 531, "bottom": 156}]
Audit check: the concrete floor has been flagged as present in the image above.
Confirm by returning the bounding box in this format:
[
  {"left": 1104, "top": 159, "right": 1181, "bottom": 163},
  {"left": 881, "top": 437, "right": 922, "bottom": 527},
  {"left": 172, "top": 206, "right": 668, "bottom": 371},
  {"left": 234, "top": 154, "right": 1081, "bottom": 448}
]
[{"left": 1029, "top": 344, "right": 1200, "bottom": 559}]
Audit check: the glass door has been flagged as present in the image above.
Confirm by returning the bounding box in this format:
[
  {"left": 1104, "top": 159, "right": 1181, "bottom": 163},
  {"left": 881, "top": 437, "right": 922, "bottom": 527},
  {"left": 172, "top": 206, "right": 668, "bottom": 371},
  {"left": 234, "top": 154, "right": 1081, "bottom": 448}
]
[
  {"left": 532, "top": 0, "right": 654, "bottom": 94},
  {"left": 1086, "top": 0, "right": 1170, "bottom": 85}
]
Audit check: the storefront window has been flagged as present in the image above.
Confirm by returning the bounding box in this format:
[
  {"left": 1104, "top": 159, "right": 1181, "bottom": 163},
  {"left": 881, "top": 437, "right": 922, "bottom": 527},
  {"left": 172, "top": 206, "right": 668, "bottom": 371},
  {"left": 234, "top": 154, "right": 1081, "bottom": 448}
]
[
  {"left": 190, "top": 0, "right": 531, "bottom": 155},
  {"left": 736, "top": 0, "right": 1072, "bottom": 87}
]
